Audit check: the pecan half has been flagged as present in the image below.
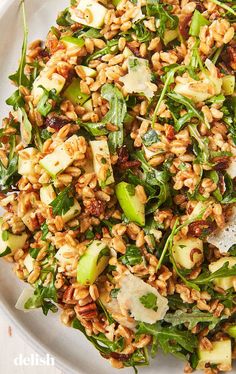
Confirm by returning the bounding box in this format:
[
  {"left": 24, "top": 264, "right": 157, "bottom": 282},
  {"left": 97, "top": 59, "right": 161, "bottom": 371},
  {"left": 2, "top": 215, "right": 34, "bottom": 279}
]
[
  {"left": 165, "top": 124, "right": 175, "bottom": 140},
  {"left": 63, "top": 286, "right": 77, "bottom": 305},
  {"left": 179, "top": 15, "right": 192, "bottom": 39},
  {"left": 109, "top": 352, "right": 131, "bottom": 361},
  {"left": 75, "top": 302, "right": 98, "bottom": 320},
  {"left": 188, "top": 220, "right": 216, "bottom": 238}
]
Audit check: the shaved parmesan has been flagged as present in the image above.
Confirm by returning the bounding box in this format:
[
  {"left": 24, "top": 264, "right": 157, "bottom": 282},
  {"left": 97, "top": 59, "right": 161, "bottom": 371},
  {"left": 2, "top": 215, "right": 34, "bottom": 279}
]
[
  {"left": 227, "top": 158, "right": 236, "bottom": 179},
  {"left": 23, "top": 254, "right": 34, "bottom": 274},
  {"left": 132, "top": 0, "right": 145, "bottom": 22},
  {"left": 120, "top": 57, "right": 157, "bottom": 99},
  {"left": 174, "top": 59, "right": 222, "bottom": 103},
  {"left": 207, "top": 210, "right": 236, "bottom": 253},
  {"left": 117, "top": 273, "right": 169, "bottom": 324}
]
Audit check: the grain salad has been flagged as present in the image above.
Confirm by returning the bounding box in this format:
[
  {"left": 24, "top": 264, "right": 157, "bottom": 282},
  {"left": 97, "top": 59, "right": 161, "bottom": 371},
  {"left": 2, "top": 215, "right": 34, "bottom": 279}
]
[{"left": 0, "top": 0, "right": 236, "bottom": 372}]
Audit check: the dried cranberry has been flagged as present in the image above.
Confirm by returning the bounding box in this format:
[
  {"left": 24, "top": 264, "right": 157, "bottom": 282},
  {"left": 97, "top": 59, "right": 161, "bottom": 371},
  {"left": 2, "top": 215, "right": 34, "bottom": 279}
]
[
  {"left": 213, "top": 156, "right": 230, "bottom": 171},
  {"left": 117, "top": 146, "right": 141, "bottom": 170},
  {"left": 45, "top": 116, "right": 69, "bottom": 131}
]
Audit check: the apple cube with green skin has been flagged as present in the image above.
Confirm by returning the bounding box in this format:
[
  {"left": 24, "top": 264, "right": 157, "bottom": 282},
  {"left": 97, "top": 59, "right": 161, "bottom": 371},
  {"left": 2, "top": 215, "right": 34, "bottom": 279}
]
[
  {"left": 61, "top": 36, "right": 85, "bottom": 50},
  {"left": 226, "top": 325, "right": 236, "bottom": 338},
  {"left": 222, "top": 75, "right": 235, "bottom": 96},
  {"left": 115, "top": 182, "right": 145, "bottom": 226},
  {"left": 18, "top": 148, "right": 39, "bottom": 176},
  {"left": 40, "top": 135, "right": 79, "bottom": 178},
  {"left": 40, "top": 184, "right": 56, "bottom": 205},
  {"left": 209, "top": 257, "right": 236, "bottom": 290},
  {"left": 63, "top": 78, "right": 90, "bottom": 106},
  {"left": 197, "top": 340, "right": 232, "bottom": 370},
  {"left": 77, "top": 240, "right": 110, "bottom": 285},
  {"left": 90, "top": 140, "right": 114, "bottom": 187},
  {"left": 0, "top": 219, "right": 27, "bottom": 257},
  {"left": 32, "top": 72, "right": 66, "bottom": 104},
  {"left": 70, "top": 0, "right": 107, "bottom": 29},
  {"left": 62, "top": 199, "right": 81, "bottom": 223},
  {"left": 77, "top": 66, "right": 96, "bottom": 78},
  {"left": 172, "top": 237, "right": 203, "bottom": 269}
]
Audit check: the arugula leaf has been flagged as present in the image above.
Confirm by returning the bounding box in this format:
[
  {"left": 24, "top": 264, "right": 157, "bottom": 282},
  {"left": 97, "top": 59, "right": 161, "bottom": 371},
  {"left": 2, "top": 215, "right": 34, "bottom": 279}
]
[
  {"left": 41, "top": 222, "right": 49, "bottom": 241},
  {"left": 79, "top": 121, "right": 108, "bottom": 136},
  {"left": 29, "top": 247, "right": 40, "bottom": 259},
  {"left": 152, "top": 65, "right": 184, "bottom": 126},
  {"left": 37, "top": 87, "right": 57, "bottom": 117},
  {"left": 209, "top": 0, "right": 236, "bottom": 16},
  {"left": 140, "top": 293, "right": 158, "bottom": 311},
  {"left": 0, "top": 136, "right": 19, "bottom": 192},
  {"left": 50, "top": 186, "right": 74, "bottom": 216},
  {"left": 101, "top": 84, "right": 127, "bottom": 152},
  {"left": 222, "top": 97, "right": 236, "bottom": 145},
  {"left": 120, "top": 245, "right": 143, "bottom": 266},
  {"left": 17, "top": 107, "right": 32, "bottom": 146},
  {"left": 189, "top": 124, "right": 210, "bottom": 165},
  {"left": 24, "top": 280, "right": 58, "bottom": 316},
  {"left": 136, "top": 322, "right": 198, "bottom": 359},
  {"left": 167, "top": 93, "right": 207, "bottom": 131},
  {"left": 132, "top": 21, "right": 153, "bottom": 42},
  {"left": 146, "top": 0, "right": 179, "bottom": 39},
  {"left": 134, "top": 150, "right": 170, "bottom": 207},
  {"left": 194, "top": 262, "right": 236, "bottom": 285},
  {"left": 142, "top": 129, "right": 159, "bottom": 147},
  {"left": 6, "top": 90, "right": 24, "bottom": 110},
  {"left": 56, "top": 8, "right": 74, "bottom": 26},
  {"left": 9, "top": 1, "right": 30, "bottom": 87},
  {"left": 164, "top": 309, "right": 223, "bottom": 330},
  {"left": 72, "top": 318, "right": 125, "bottom": 355},
  {"left": 85, "top": 39, "right": 119, "bottom": 64}
]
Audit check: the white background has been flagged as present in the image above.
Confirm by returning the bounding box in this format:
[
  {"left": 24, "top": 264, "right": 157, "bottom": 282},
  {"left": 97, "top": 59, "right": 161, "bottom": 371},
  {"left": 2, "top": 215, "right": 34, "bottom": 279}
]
[{"left": 0, "top": 313, "right": 63, "bottom": 374}]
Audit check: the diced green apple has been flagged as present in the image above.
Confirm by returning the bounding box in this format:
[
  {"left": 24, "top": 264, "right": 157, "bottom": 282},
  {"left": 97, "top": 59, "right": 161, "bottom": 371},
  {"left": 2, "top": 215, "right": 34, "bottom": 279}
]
[
  {"left": 0, "top": 219, "right": 27, "bottom": 257},
  {"left": 222, "top": 75, "right": 235, "bottom": 96},
  {"left": 18, "top": 148, "right": 39, "bottom": 176},
  {"left": 61, "top": 35, "right": 85, "bottom": 50},
  {"left": 77, "top": 65, "right": 96, "bottom": 78},
  {"left": 115, "top": 182, "right": 145, "bottom": 226},
  {"left": 83, "top": 99, "right": 93, "bottom": 112},
  {"left": 90, "top": 140, "right": 114, "bottom": 187},
  {"left": 32, "top": 73, "right": 66, "bottom": 104},
  {"left": 172, "top": 237, "right": 203, "bottom": 269},
  {"left": 77, "top": 240, "right": 110, "bottom": 285},
  {"left": 70, "top": 0, "right": 107, "bottom": 29},
  {"left": 112, "top": 0, "right": 121, "bottom": 6},
  {"left": 63, "top": 78, "right": 90, "bottom": 106},
  {"left": 40, "top": 184, "right": 56, "bottom": 205},
  {"left": 62, "top": 199, "right": 81, "bottom": 223},
  {"left": 209, "top": 257, "right": 236, "bottom": 290},
  {"left": 163, "top": 29, "right": 178, "bottom": 45},
  {"left": 15, "top": 288, "right": 35, "bottom": 312},
  {"left": 40, "top": 135, "right": 79, "bottom": 177},
  {"left": 197, "top": 340, "right": 232, "bottom": 370},
  {"left": 226, "top": 325, "right": 236, "bottom": 338}
]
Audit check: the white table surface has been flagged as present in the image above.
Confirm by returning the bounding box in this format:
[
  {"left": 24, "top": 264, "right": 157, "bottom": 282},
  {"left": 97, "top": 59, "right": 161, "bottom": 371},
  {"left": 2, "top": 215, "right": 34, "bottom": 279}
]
[{"left": 0, "top": 313, "right": 63, "bottom": 374}]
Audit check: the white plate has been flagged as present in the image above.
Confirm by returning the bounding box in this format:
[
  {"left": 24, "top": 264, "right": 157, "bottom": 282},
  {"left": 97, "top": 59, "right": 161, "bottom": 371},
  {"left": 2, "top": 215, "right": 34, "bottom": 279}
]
[{"left": 0, "top": 1, "right": 190, "bottom": 373}]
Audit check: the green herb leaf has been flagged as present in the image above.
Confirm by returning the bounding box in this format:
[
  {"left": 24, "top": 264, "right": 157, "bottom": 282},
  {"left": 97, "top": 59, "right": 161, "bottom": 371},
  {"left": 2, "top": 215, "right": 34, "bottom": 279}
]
[
  {"left": 9, "top": 1, "right": 30, "bottom": 87},
  {"left": 146, "top": 1, "right": 179, "bottom": 39},
  {"left": 164, "top": 309, "right": 224, "bottom": 330},
  {"left": 41, "top": 222, "right": 49, "bottom": 241},
  {"left": 140, "top": 293, "right": 158, "bottom": 311},
  {"left": 194, "top": 262, "right": 236, "bottom": 285},
  {"left": 6, "top": 90, "right": 24, "bottom": 109},
  {"left": 50, "top": 186, "right": 74, "bottom": 216},
  {"left": 0, "top": 137, "right": 19, "bottom": 192},
  {"left": 101, "top": 84, "right": 127, "bottom": 152},
  {"left": 120, "top": 245, "right": 143, "bottom": 266},
  {"left": 136, "top": 322, "right": 198, "bottom": 359}
]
